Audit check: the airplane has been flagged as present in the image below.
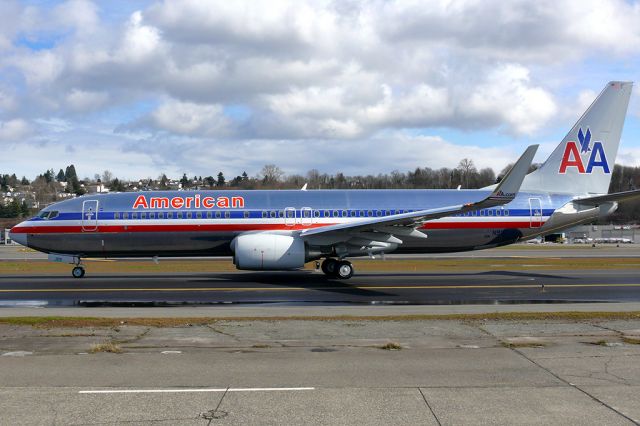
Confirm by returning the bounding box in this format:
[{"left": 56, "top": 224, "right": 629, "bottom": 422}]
[{"left": 9, "top": 81, "right": 640, "bottom": 279}]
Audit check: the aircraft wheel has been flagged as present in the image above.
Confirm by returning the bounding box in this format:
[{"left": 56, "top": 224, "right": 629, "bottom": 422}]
[
  {"left": 72, "top": 266, "right": 85, "bottom": 279},
  {"left": 336, "top": 261, "right": 354, "bottom": 279},
  {"left": 321, "top": 258, "right": 338, "bottom": 276}
]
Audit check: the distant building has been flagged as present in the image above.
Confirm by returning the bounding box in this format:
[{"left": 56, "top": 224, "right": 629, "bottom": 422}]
[{"left": 565, "top": 224, "right": 638, "bottom": 244}]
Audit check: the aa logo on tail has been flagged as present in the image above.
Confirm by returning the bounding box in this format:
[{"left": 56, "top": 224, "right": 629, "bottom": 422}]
[{"left": 558, "top": 127, "right": 610, "bottom": 174}]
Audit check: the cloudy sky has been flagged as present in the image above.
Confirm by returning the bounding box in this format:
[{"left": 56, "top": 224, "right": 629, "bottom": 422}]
[{"left": 1, "top": 0, "right": 640, "bottom": 180}]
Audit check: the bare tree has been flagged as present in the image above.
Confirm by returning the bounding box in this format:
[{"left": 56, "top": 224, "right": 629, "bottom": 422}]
[
  {"left": 101, "top": 170, "right": 113, "bottom": 185},
  {"left": 260, "top": 164, "right": 284, "bottom": 186},
  {"left": 457, "top": 158, "right": 476, "bottom": 188}
]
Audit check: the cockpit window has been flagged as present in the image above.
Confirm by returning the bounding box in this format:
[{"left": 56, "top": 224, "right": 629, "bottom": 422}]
[{"left": 38, "top": 211, "right": 59, "bottom": 220}]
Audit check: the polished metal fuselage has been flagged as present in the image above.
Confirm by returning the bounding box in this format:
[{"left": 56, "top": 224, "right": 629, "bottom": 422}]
[{"left": 10, "top": 189, "right": 596, "bottom": 258}]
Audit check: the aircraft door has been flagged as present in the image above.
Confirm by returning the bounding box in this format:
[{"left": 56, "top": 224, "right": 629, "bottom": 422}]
[
  {"left": 529, "top": 198, "right": 542, "bottom": 228},
  {"left": 82, "top": 200, "right": 99, "bottom": 232}
]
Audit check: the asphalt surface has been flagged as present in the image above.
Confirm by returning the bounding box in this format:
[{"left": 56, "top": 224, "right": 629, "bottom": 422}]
[{"left": 1, "top": 268, "right": 640, "bottom": 306}]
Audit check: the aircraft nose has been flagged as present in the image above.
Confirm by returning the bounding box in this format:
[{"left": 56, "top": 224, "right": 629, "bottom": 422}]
[{"left": 8, "top": 226, "right": 28, "bottom": 247}]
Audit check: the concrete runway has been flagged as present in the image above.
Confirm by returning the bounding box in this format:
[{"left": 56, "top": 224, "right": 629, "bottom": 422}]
[
  {"left": 1, "top": 268, "right": 640, "bottom": 306},
  {"left": 3, "top": 317, "right": 640, "bottom": 425}
]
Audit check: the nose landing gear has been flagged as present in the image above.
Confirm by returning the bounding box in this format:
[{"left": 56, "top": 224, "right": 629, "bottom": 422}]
[{"left": 321, "top": 258, "right": 354, "bottom": 279}]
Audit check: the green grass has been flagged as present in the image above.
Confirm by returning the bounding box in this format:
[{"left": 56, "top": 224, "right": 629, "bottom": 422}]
[
  {"left": 0, "top": 256, "right": 639, "bottom": 276},
  {"left": 2, "top": 312, "right": 640, "bottom": 328}
]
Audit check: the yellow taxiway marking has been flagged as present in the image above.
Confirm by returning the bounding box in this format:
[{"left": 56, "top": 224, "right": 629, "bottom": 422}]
[{"left": 1, "top": 283, "right": 640, "bottom": 292}]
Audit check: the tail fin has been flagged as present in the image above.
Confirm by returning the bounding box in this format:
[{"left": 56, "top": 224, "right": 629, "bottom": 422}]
[{"left": 521, "top": 81, "right": 633, "bottom": 195}]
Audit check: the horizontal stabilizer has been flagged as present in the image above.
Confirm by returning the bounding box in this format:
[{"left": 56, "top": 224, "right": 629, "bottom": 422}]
[{"left": 573, "top": 189, "right": 640, "bottom": 206}]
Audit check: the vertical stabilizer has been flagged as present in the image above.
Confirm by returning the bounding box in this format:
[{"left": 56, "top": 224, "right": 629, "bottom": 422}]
[{"left": 521, "top": 81, "right": 632, "bottom": 195}]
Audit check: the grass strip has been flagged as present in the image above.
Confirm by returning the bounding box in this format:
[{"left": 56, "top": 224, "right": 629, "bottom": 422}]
[
  {"left": 0, "top": 257, "right": 639, "bottom": 275},
  {"left": 2, "top": 311, "right": 640, "bottom": 328}
]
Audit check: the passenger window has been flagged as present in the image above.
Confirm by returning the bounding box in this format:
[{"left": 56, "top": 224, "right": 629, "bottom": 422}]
[
  {"left": 207, "top": 211, "right": 212, "bottom": 219},
  {"left": 504, "top": 209, "right": 509, "bottom": 216},
  {"left": 215, "top": 211, "right": 221, "bottom": 218},
  {"left": 123, "top": 212, "right": 129, "bottom": 219},
  {"left": 114, "top": 212, "right": 120, "bottom": 220},
  {"left": 149, "top": 212, "right": 155, "bottom": 219},
  {"left": 314, "top": 210, "right": 320, "bottom": 218},
  {"left": 187, "top": 212, "right": 192, "bottom": 219},
  {"left": 324, "top": 210, "right": 330, "bottom": 217},
  {"left": 333, "top": 210, "right": 339, "bottom": 217},
  {"left": 244, "top": 211, "right": 250, "bottom": 218},
  {"left": 367, "top": 210, "right": 373, "bottom": 217},
  {"left": 376, "top": 210, "right": 382, "bottom": 217},
  {"left": 270, "top": 211, "right": 276, "bottom": 218},
  {"left": 140, "top": 212, "right": 146, "bottom": 219},
  {"left": 177, "top": 212, "right": 183, "bottom": 219},
  {"left": 225, "top": 211, "right": 230, "bottom": 218},
  {"left": 196, "top": 212, "right": 202, "bottom": 219},
  {"left": 167, "top": 212, "right": 173, "bottom": 219}
]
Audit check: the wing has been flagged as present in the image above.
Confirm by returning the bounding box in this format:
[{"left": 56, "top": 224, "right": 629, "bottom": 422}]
[{"left": 300, "top": 145, "right": 538, "bottom": 246}]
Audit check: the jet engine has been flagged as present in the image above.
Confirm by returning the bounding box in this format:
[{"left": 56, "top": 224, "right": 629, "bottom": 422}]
[{"left": 231, "top": 234, "right": 306, "bottom": 270}]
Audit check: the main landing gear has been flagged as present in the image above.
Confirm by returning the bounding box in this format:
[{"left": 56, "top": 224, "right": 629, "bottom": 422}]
[
  {"left": 321, "top": 258, "right": 354, "bottom": 279},
  {"left": 72, "top": 265, "right": 85, "bottom": 278}
]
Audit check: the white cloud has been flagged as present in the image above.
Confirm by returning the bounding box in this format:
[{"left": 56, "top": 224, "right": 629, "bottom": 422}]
[
  {"left": 10, "top": 50, "right": 64, "bottom": 85},
  {"left": 464, "top": 64, "right": 557, "bottom": 135},
  {"left": 65, "top": 89, "right": 109, "bottom": 111},
  {"left": 118, "top": 11, "right": 162, "bottom": 63},
  {"left": 151, "top": 100, "right": 231, "bottom": 136},
  {"left": 0, "top": 119, "right": 31, "bottom": 142},
  {"left": 1, "top": 0, "right": 639, "bottom": 177},
  {"left": 53, "top": 0, "right": 99, "bottom": 36}
]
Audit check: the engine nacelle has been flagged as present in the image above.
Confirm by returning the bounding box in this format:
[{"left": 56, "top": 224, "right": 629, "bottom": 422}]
[{"left": 232, "top": 234, "right": 306, "bottom": 270}]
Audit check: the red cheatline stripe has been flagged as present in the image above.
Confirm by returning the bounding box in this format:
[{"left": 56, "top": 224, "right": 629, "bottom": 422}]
[{"left": 11, "top": 221, "right": 542, "bottom": 234}]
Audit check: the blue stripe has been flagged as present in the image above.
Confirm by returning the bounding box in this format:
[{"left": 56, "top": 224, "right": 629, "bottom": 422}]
[{"left": 31, "top": 208, "right": 556, "bottom": 222}]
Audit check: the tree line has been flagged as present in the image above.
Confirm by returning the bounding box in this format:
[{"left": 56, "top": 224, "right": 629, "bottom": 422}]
[{"left": 2, "top": 160, "right": 640, "bottom": 223}]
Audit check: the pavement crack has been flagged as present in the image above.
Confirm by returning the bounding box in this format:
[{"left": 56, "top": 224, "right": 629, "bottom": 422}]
[
  {"left": 511, "top": 347, "right": 638, "bottom": 424},
  {"left": 418, "top": 387, "right": 442, "bottom": 426},
  {"left": 202, "top": 387, "right": 230, "bottom": 424},
  {"left": 603, "top": 355, "right": 630, "bottom": 384},
  {"left": 205, "top": 324, "right": 239, "bottom": 340},
  {"left": 112, "top": 327, "right": 151, "bottom": 345}
]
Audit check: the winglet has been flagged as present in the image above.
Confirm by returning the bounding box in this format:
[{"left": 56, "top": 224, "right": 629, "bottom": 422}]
[{"left": 487, "top": 145, "right": 538, "bottom": 203}]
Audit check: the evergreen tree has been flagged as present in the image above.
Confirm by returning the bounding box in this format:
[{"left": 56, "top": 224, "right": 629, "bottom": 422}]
[
  {"left": 21, "top": 201, "right": 30, "bottom": 217},
  {"left": 109, "top": 178, "right": 126, "bottom": 192},
  {"left": 56, "top": 169, "right": 66, "bottom": 182},
  {"left": 20, "top": 176, "right": 29, "bottom": 185},
  {"left": 217, "top": 172, "right": 225, "bottom": 187},
  {"left": 159, "top": 174, "right": 169, "bottom": 189},
  {"left": 180, "top": 173, "right": 190, "bottom": 188},
  {"left": 65, "top": 165, "right": 78, "bottom": 181}
]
